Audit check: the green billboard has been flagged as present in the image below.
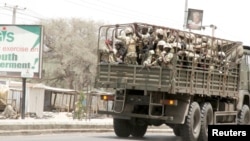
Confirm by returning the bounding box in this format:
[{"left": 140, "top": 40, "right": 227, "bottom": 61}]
[{"left": 0, "top": 25, "right": 43, "bottom": 78}]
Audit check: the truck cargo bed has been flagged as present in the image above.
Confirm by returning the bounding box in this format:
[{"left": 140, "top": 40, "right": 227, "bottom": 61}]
[{"left": 95, "top": 61, "right": 239, "bottom": 97}]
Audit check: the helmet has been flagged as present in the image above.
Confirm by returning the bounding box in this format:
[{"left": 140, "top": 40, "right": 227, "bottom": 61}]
[
  {"left": 156, "top": 28, "right": 164, "bottom": 35},
  {"left": 124, "top": 27, "right": 133, "bottom": 34},
  {"left": 164, "top": 43, "right": 172, "bottom": 49},
  {"left": 157, "top": 40, "right": 166, "bottom": 46},
  {"left": 172, "top": 42, "right": 181, "bottom": 49},
  {"left": 178, "top": 31, "right": 185, "bottom": 37},
  {"left": 149, "top": 50, "right": 155, "bottom": 55},
  {"left": 148, "top": 26, "right": 153, "bottom": 33},
  {"left": 202, "top": 36, "right": 208, "bottom": 42}
]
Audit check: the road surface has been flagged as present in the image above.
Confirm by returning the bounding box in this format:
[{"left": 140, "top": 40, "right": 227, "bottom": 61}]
[{"left": 0, "top": 132, "right": 183, "bottom": 141}]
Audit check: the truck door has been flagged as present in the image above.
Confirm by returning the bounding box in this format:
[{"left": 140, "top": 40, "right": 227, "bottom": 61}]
[
  {"left": 239, "top": 54, "right": 248, "bottom": 90},
  {"left": 247, "top": 55, "right": 250, "bottom": 91}
]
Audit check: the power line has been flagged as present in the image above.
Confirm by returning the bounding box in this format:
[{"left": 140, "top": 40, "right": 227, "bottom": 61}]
[
  {"left": 25, "top": 8, "right": 45, "bottom": 19},
  {"left": 4, "top": 3, "right": 26, "bottom": 24},
  {"left": 17, "top": 10, "right": 44, "bottom": 20},
  {"left": 66, "top": 0, "right": 182, "bottom": 26},
  {"left": 95, "top": 0, "right": 182, "bottom": 24}
]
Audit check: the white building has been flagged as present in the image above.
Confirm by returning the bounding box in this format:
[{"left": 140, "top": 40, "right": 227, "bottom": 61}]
[{"left": 3, "top": 81, "right": 78, "bottom": 118}]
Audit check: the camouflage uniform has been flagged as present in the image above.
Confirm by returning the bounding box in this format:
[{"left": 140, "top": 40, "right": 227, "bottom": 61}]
[
  {"left": 99, "top": 48, "right": 110, "bottom": 63},
  {"left": 135, "top": 26, "right": 151, "bottom": 64},
  {"left": 115, "top": 41, "right": 126, "bottom": 63},
  {"left": 143, "top": 50, "right": 155, "bottom": 66},
  {"left": 161, "top": 43, "right": 173, "bottom": 68},
  {"left": 117, "top": 27, "right": 138, "bottom": 65},
  {"left": 106, "top": 40, "right": 117, "bottom": 63},
  {"left": 155, "top": 40, "right": 166, "bottom": 58},
  {"left": 162, "top": 52, "right": 174, "bottom": 69},
  {"left": 151, "top": 42, "right": 173, "bottom": 67}
]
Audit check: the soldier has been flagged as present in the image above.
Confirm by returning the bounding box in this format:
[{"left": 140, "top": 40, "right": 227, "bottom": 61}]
[
  {"left": 151, "top": 42, "right": 172, "bottom": 67},
  {"left": 172, "top": 42, "right": 182, "bottom": 54},
  {"left": 165, "top": 29, "right": 176, "bottom": 43},
  {"left": 139, "top": 37, "right": 152, "bottom": 65},
  {"left": 135, "top": 25, "right": 150, "bottom": 41},
  {"left": 161, "top": 43, "right": 174, "bottom": 68},
  {"left": 143, "top": 50, "right": 155, "bottom": 67},
  {"left": 216, "top": 45, "right": 226, "bottom": 73},
  {"left": 99, "top": 45, "right": 110, "bottom": 63},
  {"left": 134, "top": 25, "right": 150, "bottom": 64},
  {"left": 148, "top": 26, "right": 156, "bottom": 46},
  {"left": 152, "top": 28, "right": 165, "bottom": 51},
  {"left": 104, "top": 39, "right": 116, "bottom": 63},
  {"left": 115, "top": 25, "right": 138, "bottom": 65},
  {"left": 172, "top": 42, "right": 184, "bottom": 67},
  {"left": 155, "top": 40, "right": 166, "bottom": 59},
  {"left": 114, "top": 40, "right": 126, "bottom": 63}
]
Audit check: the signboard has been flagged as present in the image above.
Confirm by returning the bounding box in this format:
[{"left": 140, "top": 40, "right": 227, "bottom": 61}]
[
  {"left": 0, "top": 25, "right": 43, "bottom": 78},
  {"left": 186, "top": 8, "right": 203, "bottom": 30}
]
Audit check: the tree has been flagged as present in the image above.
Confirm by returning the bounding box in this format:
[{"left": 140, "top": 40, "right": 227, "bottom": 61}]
[{"left": 37, "top": 18, "right": 104, "bottom": 90}]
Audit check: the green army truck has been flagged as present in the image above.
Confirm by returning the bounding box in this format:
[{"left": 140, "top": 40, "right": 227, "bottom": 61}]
[{"left": 94, "top": 22, "right": 250, "bottom": 141}]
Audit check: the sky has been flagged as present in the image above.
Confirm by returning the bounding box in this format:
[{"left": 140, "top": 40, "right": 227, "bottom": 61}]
[{"left": 1, "top": 0, "right": 250, "bottom": 45}]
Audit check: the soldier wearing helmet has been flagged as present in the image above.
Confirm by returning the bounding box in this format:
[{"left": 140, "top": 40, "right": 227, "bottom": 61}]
[
  {"left": 115, "top": 25, "right": 138, "bottom": 65},
  {"left": 161, "top": 43, "right": 174, "bottom": 68},
  {"left": 171, "top": 42, "right": 186, "bottom": 67},
  {"left": 172, "top": 42, "right": 182, "bottom": 54},
  {"left": 155, "top": 40, "right": 166, "bottom": 57},
  {"left": 143, "top": 50, "right": 155, "bottom": 67},
  {"left": 150, "top": 41, "right": 173, "bottom": 67},
  {"left": 124, "top": 27, "right": 133, "bottom": 36},
  {"left": 134, "top": 24, "right": 151, "bottom": 64}
]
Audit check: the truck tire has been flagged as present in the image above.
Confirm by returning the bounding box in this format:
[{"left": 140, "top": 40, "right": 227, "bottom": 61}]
[
  {"left": 130, "top": 124, "right": 148, "bottom": 138},
  {"left": 181, "top": 101, "right": 201, "bottom": 141},
  {"left": 238, "top": 105, "right": 250, "bottom": 124},
  {"left": 199, "top": 102, "right": 213, "bottom": 141},
  {"left": 113, "top": 118, "right": 131, "bottom": 137},
  {"left": 173, "top": 125, "right": 181, "bottom": 136}
]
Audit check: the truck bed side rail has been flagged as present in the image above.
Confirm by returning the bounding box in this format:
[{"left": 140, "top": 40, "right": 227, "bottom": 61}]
[{"left": 95, "top": 58, "right": 239, "bottom": 97}]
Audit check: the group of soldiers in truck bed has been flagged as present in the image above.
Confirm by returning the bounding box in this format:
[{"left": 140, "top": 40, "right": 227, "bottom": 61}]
[{"left": 100, "top": 24, "right": 243, "bottom": 71}]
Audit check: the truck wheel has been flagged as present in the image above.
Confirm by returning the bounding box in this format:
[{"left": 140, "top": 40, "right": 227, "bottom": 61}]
[
  {"left": 130, "top": 124, "right": 148, "bottom": 138},
  {"left": 113, "top": 118, "right": 131, "bottom": 137},
  {"left": 199, "top": 102, "right": 213, "bottom": 141},
  {"left": 181, "top": 101, "right": 201, "bottom": 141},
  {"left": 238, "top": 105, "right": 250, "bottom": 124},
  {"left": 173, "top": 125, "right": 181, "bottom": 136}
]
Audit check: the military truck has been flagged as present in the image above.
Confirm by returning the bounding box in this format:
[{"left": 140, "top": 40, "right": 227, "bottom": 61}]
[{"left": 94, "top": 22, "right": 250, "bottom": 141}]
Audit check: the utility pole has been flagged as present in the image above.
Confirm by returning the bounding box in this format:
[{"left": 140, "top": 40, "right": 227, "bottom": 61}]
[
  {"left": 4, "top": 3, "right": 26, "bottom": 24},
  {"left": 4, "top": 3, "right": 27, "bottom": 119},
  {"left": 183, "top": 0, "right": 188, "bottom": 30},
  {"left": 202, "top": 24, "right": 217, "bottom": 56}
]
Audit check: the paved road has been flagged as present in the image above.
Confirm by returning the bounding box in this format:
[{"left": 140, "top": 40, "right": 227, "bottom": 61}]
[
  {"left": 0, "top": 132, "right": 183, "bottom": 141},
  {"left": 0, "top": 115, "right": 172, "bottom": 136}
]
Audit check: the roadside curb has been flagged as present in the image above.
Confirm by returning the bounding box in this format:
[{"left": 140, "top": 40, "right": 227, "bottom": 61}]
[
  {"left": 0, "top": 128, "right": 173, "bottom": 136},
  {"left": 0, "top": 118, "right": 173, "bottom": 136},
  {"left": 0, "top": 122, "right": 173, "bottom": 136}
]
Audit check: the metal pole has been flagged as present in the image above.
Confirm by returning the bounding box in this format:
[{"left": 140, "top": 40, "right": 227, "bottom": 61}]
[
  {"left": 210, "top": 24, "right": 217, "bottom": 55},
  {"left": 4, "top": 3, "right": 26, "bottom": 24},
  {"left": 21, "top": 78, "right": 26, "bottom": 119},
  {"left": 12, "top": 6, "right": 17, "bottom": 24},
  {"left": 183, "top": 0, "right": 188, "bottom": 30}
]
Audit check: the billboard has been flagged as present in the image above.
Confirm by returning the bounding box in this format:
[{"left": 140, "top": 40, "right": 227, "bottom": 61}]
[
  {"left": 186, "top": 8, "right": 203, "bottom": 30},
  {"left": 0, "top": 25, "right": 43, "bottom": 78}
]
